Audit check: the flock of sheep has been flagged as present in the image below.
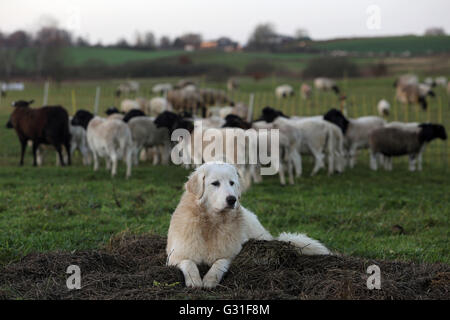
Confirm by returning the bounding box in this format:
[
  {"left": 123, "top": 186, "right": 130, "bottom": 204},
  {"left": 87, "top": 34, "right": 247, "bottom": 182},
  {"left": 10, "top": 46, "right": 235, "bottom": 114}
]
[{"left": 5, "top": 75, "right": 448, "bottom": 187}]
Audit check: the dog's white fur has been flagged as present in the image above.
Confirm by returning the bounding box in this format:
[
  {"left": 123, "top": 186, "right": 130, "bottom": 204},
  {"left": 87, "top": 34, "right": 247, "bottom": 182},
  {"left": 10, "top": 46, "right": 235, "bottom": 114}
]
[{"left": 166, "top": 162, "right": 330, "bottom": 288}]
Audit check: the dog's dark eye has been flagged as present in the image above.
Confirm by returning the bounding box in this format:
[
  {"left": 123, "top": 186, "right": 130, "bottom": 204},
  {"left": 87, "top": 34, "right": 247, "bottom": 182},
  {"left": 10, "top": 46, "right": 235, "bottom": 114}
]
[
  {"left": 230, "top": 181, "right": 235, "bottom": 186},
  {"left": 212, "top": 181, "right": 220, "bottom": 187}
]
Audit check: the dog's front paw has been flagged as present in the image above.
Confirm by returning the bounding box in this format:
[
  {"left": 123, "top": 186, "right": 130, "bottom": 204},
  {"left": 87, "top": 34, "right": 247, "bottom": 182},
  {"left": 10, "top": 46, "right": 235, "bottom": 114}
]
[
  {"left": 202, "top": 274, "right": 219, "bottom": 289},
  {"left": 185, "top": 276, "right": 203, "bottom": 288}
]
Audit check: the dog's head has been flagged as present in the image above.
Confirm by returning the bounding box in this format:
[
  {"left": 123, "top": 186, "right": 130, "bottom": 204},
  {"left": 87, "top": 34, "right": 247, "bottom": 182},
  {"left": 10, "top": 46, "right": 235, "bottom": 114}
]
[{"left": 185, "top": 162, "right": 242, "bottom": 214}]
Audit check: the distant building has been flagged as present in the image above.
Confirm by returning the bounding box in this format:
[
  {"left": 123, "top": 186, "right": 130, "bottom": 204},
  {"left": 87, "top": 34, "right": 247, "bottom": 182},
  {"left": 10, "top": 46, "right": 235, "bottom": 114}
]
[{"left": 200, "top": 37, "right": 240, "bottom": 52}]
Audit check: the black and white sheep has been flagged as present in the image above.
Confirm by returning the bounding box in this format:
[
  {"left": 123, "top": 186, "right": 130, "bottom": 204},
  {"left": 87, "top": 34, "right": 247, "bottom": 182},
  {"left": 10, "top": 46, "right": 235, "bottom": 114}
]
[
  {"left": 324, "top": 108, "right": 386, "bottom": 169},
  {"left": 369, "top": 123, "right": 447, "bottom": 171}
]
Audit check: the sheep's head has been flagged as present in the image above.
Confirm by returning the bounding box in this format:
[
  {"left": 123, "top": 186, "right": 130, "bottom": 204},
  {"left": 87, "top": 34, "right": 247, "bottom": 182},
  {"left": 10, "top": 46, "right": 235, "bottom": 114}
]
[
  {"left": 12, "top": 100, "right": 34, "bottom": 108},
  {"left": 105, "top": 106, "right": 121, "bottom": 115},
  {"left": 419, "top": 123, "right": 447, "bottom": 143},
  {"left": 324, "top": 108, "right": 349, "bottom": 134},
  {"left": 154, "top": 111, "right": 180, "bottom": 129},
  {"left": 259, "top": 106, "right": 289, "bottom": 123},
  {"left": 72, "top": 110, "right": 94, "bottom": 129},
  {"left": 223, "top": 114, "right": 251, "bottom": 130},
  {"left": 123, "top": 109, "right": 145, "bottom": 123}
]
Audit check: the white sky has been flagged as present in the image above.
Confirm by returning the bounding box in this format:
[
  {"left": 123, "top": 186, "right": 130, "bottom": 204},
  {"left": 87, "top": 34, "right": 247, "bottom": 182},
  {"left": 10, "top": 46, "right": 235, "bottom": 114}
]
[{"left": 1, "top": 0, "right": 449, "bottom": 45}]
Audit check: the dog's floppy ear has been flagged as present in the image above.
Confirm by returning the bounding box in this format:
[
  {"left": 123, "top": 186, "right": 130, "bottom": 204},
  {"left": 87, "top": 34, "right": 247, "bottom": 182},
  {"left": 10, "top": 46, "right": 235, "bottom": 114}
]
[{"left": 186, "top": 170, "right": 205, "bottom": 199}]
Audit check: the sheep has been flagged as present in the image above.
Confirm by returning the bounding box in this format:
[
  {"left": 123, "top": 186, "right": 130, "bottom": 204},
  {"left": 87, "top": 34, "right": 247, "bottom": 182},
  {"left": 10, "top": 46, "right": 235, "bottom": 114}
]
[
  {"left": 396, "top": 83, "right": 435, "bottom": 110},
  {"left": 199, "top": 88, "right": 232, "bottom": 106},
  {"left": 8, "top": 100, "right": 71, "bottom": 166},
  {"left": 435, "top": 76, "right": 447, "bottom": 87},
  {"left": 115, "top": 81, "right": 139, "bottom": 97},
  {"left": 424, "top": 77, "right": 436, "bottom": 87},
  {"left": 227, "top": 78, "right": 239, "bottom": 91},
  {"left": 300, "top": 84, "right": 312, "bottom": 100},
  {"left": 106, "top": 106, "right": 121, "bottom": 115},
  {"left": 32, "top": 120, "right": 92, "bottom": 166},
  {"left": 222, "top": 114, "right": 251, "bottom": 130},
  {"left": 314, "top": 78, "right": 340, "bottom": 94},
  {"left": 324, "top": 108, "right": 386, "bottom": 169},
  {"left": 146, "top": 97, "right": 173, "bottom": 117},
  {"left": 108, "top": 113, "right": 124, "bottom": 121},
  {"left": 71, "top": 110, "right": 133, "bottom": 178},
  {"left": 127, "top": 116, "right": 171, "bottom": 166},
  {"left": 394, "top": 74, "right": 419, "bottom": 88},
  {"left": 135, "top": 97, "right": 149, "bottom": 111},
  {"left": 207, "top": 103, "right": 248, "bottom": 120},
  {"left": 275, "top": 85, "right": 294, "bottom": 98},
  {"left": 257, "top": 107, "right": 341, "bottom": 176},
  {"left": 369, "top": 123, "right": 447, "bottom": 171},
  {"left": 175, "top": 79, "right": 196, "bottom": 90},
  {"left": 166, "top": 90, "right": 205, "bottom": 116},
  {"left": 152, "top": 83, "right": 173, "bottom": 95},
  {"left": 377, "top": 99, "right": 390, "bottom": 117},
  {"left": 120, "top": 99, "right": 141, "bottom": 113}
]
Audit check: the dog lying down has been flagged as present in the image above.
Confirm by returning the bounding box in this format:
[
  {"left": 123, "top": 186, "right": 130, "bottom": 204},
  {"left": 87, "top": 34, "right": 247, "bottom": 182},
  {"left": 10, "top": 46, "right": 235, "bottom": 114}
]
[{"left": 166, "top": 162, "right": 330, "bottom": 288}]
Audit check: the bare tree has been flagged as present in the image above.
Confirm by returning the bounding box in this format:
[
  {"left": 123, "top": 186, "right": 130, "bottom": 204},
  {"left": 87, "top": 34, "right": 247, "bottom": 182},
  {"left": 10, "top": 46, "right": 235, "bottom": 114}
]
[{"left": 247, "top": 23, "right": 277, "bottom": 50}]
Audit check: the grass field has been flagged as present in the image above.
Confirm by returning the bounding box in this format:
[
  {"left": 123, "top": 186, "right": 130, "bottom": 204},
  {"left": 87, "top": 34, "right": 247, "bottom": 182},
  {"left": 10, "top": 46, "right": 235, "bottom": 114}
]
[{"left": 0, "top": 76, "right": 449, "bottom": 269}]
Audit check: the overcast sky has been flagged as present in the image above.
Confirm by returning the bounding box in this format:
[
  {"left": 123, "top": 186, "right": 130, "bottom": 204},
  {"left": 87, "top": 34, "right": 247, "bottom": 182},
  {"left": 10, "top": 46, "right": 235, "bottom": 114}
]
[{"left": 1, "top": 0, "right": 449, "bottom": 44}]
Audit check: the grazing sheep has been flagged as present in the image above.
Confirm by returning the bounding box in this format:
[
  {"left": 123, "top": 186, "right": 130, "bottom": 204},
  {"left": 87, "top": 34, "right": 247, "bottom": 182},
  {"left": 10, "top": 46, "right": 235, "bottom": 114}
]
[
  {"left": 115, "top": 81, "right": 139, "bottom": 97},
  {"left": 146, "top": 97, "right": 173, "bottom": 117},
  {"left": 300, "top": 84, "right": 312, "bottom": 100},
  {"left": 394, "top": 74, "right": 419, "bottom": 88},
  {"left": 200, "top": 88, "right": 232, "bottom": 106},
  {"left": 314, "top": 78, "right": 340, "bottom": 94},
  {"left": 324, "top": 108, "right": 386, "bottom": 169},
  {"left": 377, "top": 99, "right": 390, "bottom": 117},
  {"left": 435, "top": 76, "right": 447, "bottom": 87},
  {"left": 152, "top": 83, "right": 173, "bottom": 95},
  {"left": 227, "top": 78, "right": 239, "bottom": 91},
  {"left": 120, "top": 99, "right": 141, "bottom": 113},
  {"left": 123, "top": 109, "right": 146, "bottom": 123},
  {"left": 207, "top": 103, "right": 248, "bottom": 120},
  {"left": 71, "top": 110, "right": 133, "bottom": 178},
  {"left": 175, "top": 79, "right": 196, "bottom": 90},
  {"left": 369, "top": 123, "right": 447, "bottom": 171},
  {"left": 167, "top": 90, "right": 205, "bottom": 116},
  {"left": 275, "top": 85, "right": 294, "bottom": 98},
  {"left": 424, "top": 77, "right": 436, "bottom": 87},
  {"left": 127, "top": 116, "right": 171, "bottom": 165},
  {"left": 396, "top": 83, "right": 435, "bottom": 110},
  {"left": 8, "top": 100, "right": 71, "bottom": 166}
]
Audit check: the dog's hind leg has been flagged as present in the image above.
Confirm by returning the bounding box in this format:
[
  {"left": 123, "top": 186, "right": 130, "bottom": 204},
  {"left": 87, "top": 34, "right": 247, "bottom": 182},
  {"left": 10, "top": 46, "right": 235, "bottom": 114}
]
[
  {"left": 179, "top": 260, "right": 202, "bottom": 288},
  {"left": 202, "top": 258, "right": 231, "bottom": 289}
]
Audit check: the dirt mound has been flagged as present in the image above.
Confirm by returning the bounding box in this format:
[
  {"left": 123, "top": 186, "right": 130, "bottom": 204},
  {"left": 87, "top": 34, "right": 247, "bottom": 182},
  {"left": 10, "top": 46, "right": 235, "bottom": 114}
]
[{"left": 0, "top": 234, "right": 448, "bottom": 300}]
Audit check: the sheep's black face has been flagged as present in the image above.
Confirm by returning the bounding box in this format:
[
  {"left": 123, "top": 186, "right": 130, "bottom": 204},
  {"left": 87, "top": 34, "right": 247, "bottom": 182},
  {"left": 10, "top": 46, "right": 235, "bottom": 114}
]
[
  {"left": 324, "top": 108, "right": 349, "bottom": 134},
  {"left": 12, "top": 100, "right": 34, "bottom": 108},
  {"left": 261, "top": 106, "right": 288, "bottom": 123},
  {"left": 419, "top": 124, "right": 447, "bottom": 143},
  {"left": 154, "top": 111, "right": 180, "bottom": 130},
  {"left": 332, "top": 85, "right": 340, "bottom": 94},
  {"left": 418, "top": 97, "right": 428, "bottom": 110},
  {"left": 105, "top": 107, "right": 120, "bottom": 115},
  {"left": 175, "top": 119, "right": 194, "bottom": 133},
  {"left": 72, "top": 110, "right": 94, "bottom": 129},
  {"left": 223, "top": 114, "right": 250, "bottom": 130},
  {"left": 428, "top": 90, "right": 436, "bottom": 97},
  {"left": 123, "top": 109, "right": 145, "bottom": 123},
  {"left": 6, "top": 118, "right": 13, "bottom": 129}
]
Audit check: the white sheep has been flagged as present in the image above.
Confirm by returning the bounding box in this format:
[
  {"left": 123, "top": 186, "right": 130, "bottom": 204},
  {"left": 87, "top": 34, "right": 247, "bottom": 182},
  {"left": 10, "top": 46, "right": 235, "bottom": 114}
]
[
  {"left": 377, "top": 99, "right": 390, "bottom": 117},
  {"left": 369, "top": 123, "right": 447, "bottom": 171},
  {"left": 116, "top": 81, "right": 139, "bottom": 97},
  {"left": 275, "top": 85, "right": 294, "bottom": 98},
  {"left": 146, "top": 97, "right": 173, "bottom": 117},
  {"left": 152, "top": 83, "right": 173, "bottom": 95},
  {"left": 120, "top": 99, "right": 141, "bottom": 113},
  {"left": 435, "top": 76, "right": 447, "bottom": 87},
  {"left": 314, "top": 78, "right": 340, "bottom": 94}
]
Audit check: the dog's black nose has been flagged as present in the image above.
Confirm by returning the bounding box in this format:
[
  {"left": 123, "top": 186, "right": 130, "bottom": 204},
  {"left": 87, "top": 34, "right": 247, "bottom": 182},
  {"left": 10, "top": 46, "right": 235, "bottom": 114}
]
[{"left": 226, "top": 196, "right": 236, "bottom": 206}]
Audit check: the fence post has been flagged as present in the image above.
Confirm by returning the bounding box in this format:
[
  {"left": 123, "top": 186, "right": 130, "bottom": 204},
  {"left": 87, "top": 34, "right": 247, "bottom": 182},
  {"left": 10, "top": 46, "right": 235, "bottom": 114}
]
[
  {"left": 43, "top": 81, "right": 50, "bottom": 105},
  {"left": 247, "top": 93, "right": 255, "bottom": 122},
  {"left": 71, "top": 90, "right": 77, "bottom": 115},
  {"left": 94, "top": 86, "right": 101, "bottom": 115}
]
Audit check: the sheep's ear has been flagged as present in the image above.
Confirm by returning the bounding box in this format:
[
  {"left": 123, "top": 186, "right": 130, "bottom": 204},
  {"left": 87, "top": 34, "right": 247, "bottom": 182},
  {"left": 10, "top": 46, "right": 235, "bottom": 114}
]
[{"left": 185, "top": 170, "right": 205, "bottom": 199}]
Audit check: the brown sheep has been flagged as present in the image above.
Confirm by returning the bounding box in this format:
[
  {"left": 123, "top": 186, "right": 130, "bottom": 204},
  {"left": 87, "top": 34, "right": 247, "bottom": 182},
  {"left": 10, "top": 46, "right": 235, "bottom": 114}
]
[{"left": 8, "top": 100, "right": 71, "bottom": 166}]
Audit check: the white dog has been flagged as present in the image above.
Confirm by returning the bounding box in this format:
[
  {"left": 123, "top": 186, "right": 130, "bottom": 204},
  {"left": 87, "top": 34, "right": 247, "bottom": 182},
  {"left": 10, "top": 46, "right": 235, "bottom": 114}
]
[{"left": 166, "top": 162, "right": 330, "bottom": 288}]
